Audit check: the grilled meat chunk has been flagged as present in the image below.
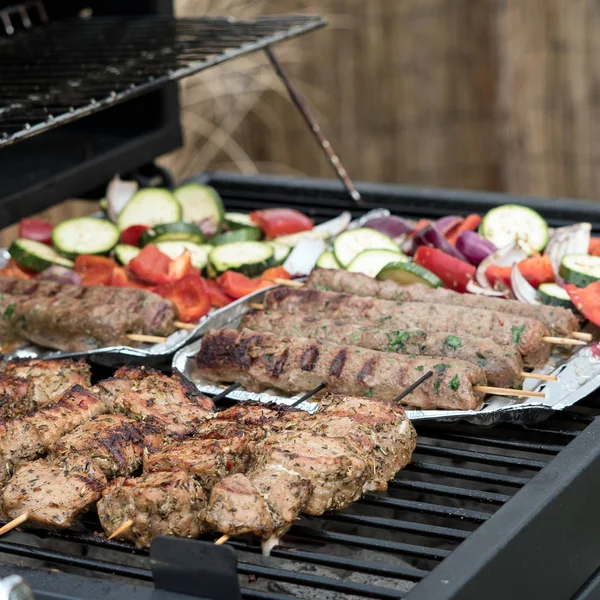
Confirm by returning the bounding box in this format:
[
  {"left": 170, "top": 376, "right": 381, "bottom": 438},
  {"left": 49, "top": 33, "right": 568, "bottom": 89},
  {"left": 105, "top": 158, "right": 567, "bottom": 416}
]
[
  {"left": 3, "top": 456, "right": 107, "bottom": 528},
  {"left": 0, "top": 359, "right": 91, "bottom": 418},
  {"left": 98, "top": 470, "right": 208, "bottom": 548},
  {"left": 264, "top": 287, "right": 552, "bottom": 368},
  {"left": 0, "top": 385, "right": 106, "bottom": 485},
  {"left": 241, "top": 311, "right": 523, "bottom": 388},
  {"left": 196, "top": 329, "right": 487, "bottom": 410},
  {"left": 95, "top": 366, "right": 214, "bottom": 437},
  {"left": 50, "top": 415, "right": 144, "bottom": 478},
  {"left": 308, "top": 268, "right": 580, "bottom": 338},
  {"left": 315, "top": 394, "right": 417, "bottom": 491}
]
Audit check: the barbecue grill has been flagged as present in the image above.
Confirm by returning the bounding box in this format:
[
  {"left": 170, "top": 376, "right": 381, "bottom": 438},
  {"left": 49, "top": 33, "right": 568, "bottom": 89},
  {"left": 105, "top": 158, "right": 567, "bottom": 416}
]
[{"left": 2, "top": 3, "right": 600, "bottom": 599}]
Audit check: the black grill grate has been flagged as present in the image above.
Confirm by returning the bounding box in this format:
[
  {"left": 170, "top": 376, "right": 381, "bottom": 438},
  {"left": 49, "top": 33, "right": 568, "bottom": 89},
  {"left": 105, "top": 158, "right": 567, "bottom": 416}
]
[
  {"left": 0, "top": 392, "right": 595, "bottom": 599},
  {"left": 0, "top": 14, "right": 326, "bottom": 148}
]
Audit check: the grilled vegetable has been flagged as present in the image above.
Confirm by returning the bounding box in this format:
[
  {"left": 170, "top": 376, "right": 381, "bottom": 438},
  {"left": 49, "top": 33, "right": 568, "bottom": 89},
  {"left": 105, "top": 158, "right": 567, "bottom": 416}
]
[
  {"left": 225, "top": 212, "right": 261, "bottom": 232},
  {"left": 447, "top": 214, "right": 482, "bottom": 245},
  {"left": 377, "top": 261, "right": 443, "bottom": 288},
  {"left": 250, "top": 208, "right": 313, "bottom": 239},
  {"left": 208, "top": 241, "right": 275, "bottom": 277},
  {"left": 74, "top": 255, "right": 116, "bottom": 286},
  {"left": 155, "top": 274, "right": 211, "bottom": 323},
  {"left": 333, "top": 228, "right": 400, "bottom": 268},
  {"left": 114, "top": 244, "right": 141, "bottom": 266},
  {"left": 9, "top": 239, "right": 74, "bottom": 272},
  {"left": 454, "top": 230, "right": 495, "bottom": 265},
  {"left": 139, "top": 222, "right": 205, "bottom": 246},
  {"left": 52, "top": 218, "right": 119, "bottom": 259},
  {"left": 173, "top": 184, "right": 224, "bottom": 235},
  {"left": 19, "top": 218, "right": 53, "bottom": 245},
  {"left": 117, "top": 188, "right": 182, "bottom": 232},
  {"left": 565, "top": 282, "right": 600, "bottom": 327},
  {"left": 413, "top": 246, "right": 475, "bottom": 292},
  {"left": 272, "top": 211, "right": 351, "bottom": 248},
  {"left": 129, "top": 245, "right": 172, "bottom": 285},
  {"left": 347, "top": 249, "right": 408, "bottom": 278},
  {"left": 155, "top": 241, "right": 211, "bottom": 271},
  {"left": 480, "top": 205, "right": 549, "bottom": 252},
  {"left": 487, "top": 254, "right": 554, "bottom": 290},
  {"left": 537, "top": 283, "right": 575, "bottom": 309},
  {"left": 120, "top": 225, "right": 149, "bottom": 247},
  {"left": 560, "top": 254, "right": 600, "bottom": 287},
  {"left": 210, "top": 228, "right": 262, "bottom": 246},
  {"left": 267, "top": 242, "right": 291, "bottom": 266},
  {"left": 316, "top": 251, "right": 341, "bottom": 270}
]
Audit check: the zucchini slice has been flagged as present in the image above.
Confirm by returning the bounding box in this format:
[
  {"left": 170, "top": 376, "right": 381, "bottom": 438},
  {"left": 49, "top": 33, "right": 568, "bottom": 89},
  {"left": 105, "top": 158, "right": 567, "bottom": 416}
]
[
  {"left": 9, "top": 239, "right": 74, "bottom": 272},
  {"left": 173, "top": 184, "right": 224, "bottom": 232},
  {"left": 117, "top": 188, "right": 181, "bottom": 232},
  {"left": 225, "top": 212, "right": 259, "bottom": 232},
  {"left": 140, "top": 222, "right": 205, "bottom": 246},
  {"left": 316, "top": 250, "right": 341, "bottom": 270},
  {"left": 480, "top": 204, "right": 549, "bottom": 252},
  {"left": 114, "top": 244, "right": 141, "bottom": 266},
  {"left": 333, "top": 228, "right": 400, "bottom": 268},
  {"left": 347, "top": 249, "right": 409, "bottom": 278},
  {"left": 559, "top": 253, "right": 600, "bottom": 287},
  {"left": 155, "top": 241, "right": 212, "bottom": 271},
  {"left": 376, "top": 261, "right": 443, "bottom": 288},
  {"left": 537, "top": 283, "right": 575, "bottom": 309},
  {"left": 209, "top": 241, "right": 275, "bottom": 277},
  {"left": 52, "top": 217, "right": 119, "bottom": 258},
  {"left": 268, "top": 241, "right": 292, "bottom": 266},
  {"left": 210, "top": 228, "right": 262, "bottom": 246}
]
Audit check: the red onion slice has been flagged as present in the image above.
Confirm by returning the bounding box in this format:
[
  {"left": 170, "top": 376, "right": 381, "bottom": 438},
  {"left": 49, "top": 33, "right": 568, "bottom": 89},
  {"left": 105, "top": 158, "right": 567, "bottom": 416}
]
[
  {"left": 466, "top": 279, "right": 508, "bottom": 297},
  {"left": 436, "top": 215, "right": 463, "bottom": 235},
  {"left": 38, "top": 265, "right": 81, "bottom": 286},
  {"left": 106, "top": 175, "right": 138, "bottom": 223},
  {"left": 475, "top": 241, "right": 530, "bottom": 289},
  {"left": 413, "top": 224, "right": 469, "bottom": 262},
  {"left": 545, "top": 223, "right": 591, "bottom": 278},
  {"left": 364, "top": 216, "right": 414, "bottom": 239},
  {"left": 455, "top": 230, "right": 496, "bottom": 266}
]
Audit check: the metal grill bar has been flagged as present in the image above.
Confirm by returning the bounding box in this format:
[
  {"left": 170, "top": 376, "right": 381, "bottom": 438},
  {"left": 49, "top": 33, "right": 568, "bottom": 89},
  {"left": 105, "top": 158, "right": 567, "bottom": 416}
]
[
  {"left": 405, "top": 461, "right": 530, "bottom": 487},
  {"left": 389, "top": 479, "right": 512, "bottom": 504},
  {"left": 0, "top": 14, "right": 326, "bottom": 147}
]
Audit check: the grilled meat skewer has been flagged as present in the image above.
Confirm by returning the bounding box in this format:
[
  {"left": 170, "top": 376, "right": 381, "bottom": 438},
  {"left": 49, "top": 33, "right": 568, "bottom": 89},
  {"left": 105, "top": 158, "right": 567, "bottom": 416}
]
[
  {"left": 196, "top": 328, "right": 487, "bottom": 410},
  {"left": 99, "top": 397, "right": 416, "bottom": 549},
  {"left": 241, "top": 310, "right": 523, "bottom": 387},
  {"left": 0, "top": 359, "right": 91, "bottom": 419},
  {"left": 307, "top": 268, "right": 580, "bottom": 338},
  {"left": 265, "top": 287, "right": 552, "bottom": 368}
]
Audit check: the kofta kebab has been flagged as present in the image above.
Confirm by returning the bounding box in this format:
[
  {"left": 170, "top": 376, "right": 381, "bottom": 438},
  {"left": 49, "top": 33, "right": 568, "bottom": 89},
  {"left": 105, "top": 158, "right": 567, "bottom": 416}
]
[
  {"left": 194, "top": 268, "right": 593, "bottom": 410},
  {"left": 0, "top": 358, "right": 416, "bottom": 555}
]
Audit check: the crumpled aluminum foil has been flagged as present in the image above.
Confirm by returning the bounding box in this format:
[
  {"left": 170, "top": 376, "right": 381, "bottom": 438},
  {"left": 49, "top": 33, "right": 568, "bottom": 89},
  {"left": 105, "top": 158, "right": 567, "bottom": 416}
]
[{"left": 172, "top": 287, "right": 600, "bottom": 426}]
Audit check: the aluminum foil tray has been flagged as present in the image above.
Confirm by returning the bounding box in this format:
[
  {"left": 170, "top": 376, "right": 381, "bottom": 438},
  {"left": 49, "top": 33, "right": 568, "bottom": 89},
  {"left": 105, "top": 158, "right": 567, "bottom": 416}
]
[
  {"left": 0, "top": 249, "right": 267, "bottom": 368},
  {"left": 173, "top": 287, "right": 600, "bottom": 426}
]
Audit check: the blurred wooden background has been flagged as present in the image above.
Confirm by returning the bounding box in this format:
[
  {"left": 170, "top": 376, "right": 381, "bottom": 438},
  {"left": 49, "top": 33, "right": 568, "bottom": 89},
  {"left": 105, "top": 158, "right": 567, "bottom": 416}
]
[{"left": 158, "top": 0, "right": 600, "bottom": 201}]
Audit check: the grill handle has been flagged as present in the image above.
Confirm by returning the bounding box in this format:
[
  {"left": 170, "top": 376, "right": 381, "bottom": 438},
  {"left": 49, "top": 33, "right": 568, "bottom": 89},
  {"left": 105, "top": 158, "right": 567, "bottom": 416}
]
[{"left": 151, "top": 537, "right": 241, "bottom": 600}]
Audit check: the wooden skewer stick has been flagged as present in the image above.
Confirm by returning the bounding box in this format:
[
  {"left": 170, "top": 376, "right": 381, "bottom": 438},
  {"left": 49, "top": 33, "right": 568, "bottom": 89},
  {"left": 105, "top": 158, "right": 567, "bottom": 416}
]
[
  {"left": 249, "top": 303, "right": 265, "bottom": 310},
  {"left": 127, "top": 334, "right": 168, "bottom": 344},
  {"left": 175, "top": 321, "right": 196, "bottom": 330},
  {"left": 0, "top": 513, "right": 28, "bottom": 536},
  {"left": 270, "top": 278, "right": 303, "bottom": 288},
  {"left": 108, "top": 518, "right": 134, "bottom": 540},
  {"left": 520, "top": 372, "right": 558, "bottom": 381},
  {"left": 473, "top": 386, "right": 545, "bottom": 399},
  {"left": 215, "top": 534, "right": 229, "bottom": 545},
  {"left": 542, "top": 336, "right": 586, "bottom": 346},
  {"left": 571, "top": 332, "right": 593, "bottom": 341}
]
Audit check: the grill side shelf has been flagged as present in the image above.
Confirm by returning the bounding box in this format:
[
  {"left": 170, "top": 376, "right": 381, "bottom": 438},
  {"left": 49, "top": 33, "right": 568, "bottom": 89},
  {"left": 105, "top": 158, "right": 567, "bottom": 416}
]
[{"left": 404, "top": 413, "right": 600, "bottom": 600}]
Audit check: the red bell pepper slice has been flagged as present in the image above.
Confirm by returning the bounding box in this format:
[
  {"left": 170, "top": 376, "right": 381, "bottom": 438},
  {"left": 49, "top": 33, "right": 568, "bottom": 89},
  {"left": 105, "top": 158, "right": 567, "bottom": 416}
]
[
  {"left": 250, "top": 208, "right": 313, "bottom": 239},
  {"left": 446, "top": 214, "right": 482, "bottom": 245},
  {"left": 486, "top": 254, "right": 554, "bottom": 290},
  {"left": 74, "top": 255, "right": 117, "bottom": 286},
  {"left": 167, "top": 250, "right": 195, "bottom": 281},
  {"left": 414, "top": 246, "right": 475, "bottom": 293},
  {"left": 203, "top": 278, "right": 234, "bottom": 308},
  {"left": 217, "top": 271, "right": 272, "bottom": 300},
  {"left": 589, "top": 237, "right": 600, "bottom": 257},
  {"left": 260, "top": 266, "right": 291, "bottom": 283},
  {"left": 120, "top": 225, "right": 149, "bottom": 247},
  {"left": 0, "top": 258, "right": 35, "bottom": 280},
  {"left": 565, "top": 282, "right": 600, "bottom": 327},
  {"left": 155, "top": 274, "right": 211, "bottom": 323},
  {"left": 128, "top": 244, "right": 171, "bottom": 285},
  {"left": 19, "top": 218, "right": 53, "bottom": 245}
]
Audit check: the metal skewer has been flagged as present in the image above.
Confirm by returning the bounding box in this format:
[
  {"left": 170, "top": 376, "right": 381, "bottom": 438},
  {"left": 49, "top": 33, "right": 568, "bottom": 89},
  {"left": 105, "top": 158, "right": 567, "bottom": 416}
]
[
  {"left": 265, "top": 46, "right": 363, "bottom": 205},
  {"left": 393, "top": 371, "right": 434, "bottom": 403},
  {"left": 290, "top": 383, "right": 327, "bottom": 408}
]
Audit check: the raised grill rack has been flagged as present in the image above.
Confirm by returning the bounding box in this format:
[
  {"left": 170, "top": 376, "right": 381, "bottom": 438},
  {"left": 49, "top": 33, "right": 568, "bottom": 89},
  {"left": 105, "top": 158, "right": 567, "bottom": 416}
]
[
  {"left": 0, "top": 14, "right": 326, "bottom": 148},
  {"left": 0, "top": 390, "right": 599, "bottom": 599}
]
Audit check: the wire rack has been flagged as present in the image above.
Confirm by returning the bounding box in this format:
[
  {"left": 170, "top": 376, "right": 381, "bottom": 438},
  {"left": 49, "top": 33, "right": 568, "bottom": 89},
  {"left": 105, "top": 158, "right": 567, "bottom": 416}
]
[{"left": 0, "top": 14, "right": 326, "bottom": 148}]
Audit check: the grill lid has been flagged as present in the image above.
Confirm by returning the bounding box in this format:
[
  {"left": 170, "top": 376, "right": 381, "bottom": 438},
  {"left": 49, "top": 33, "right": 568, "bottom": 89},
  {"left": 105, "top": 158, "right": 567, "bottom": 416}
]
[{"left": 0, "top": 14, "right": 326, "bottom": 148}]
